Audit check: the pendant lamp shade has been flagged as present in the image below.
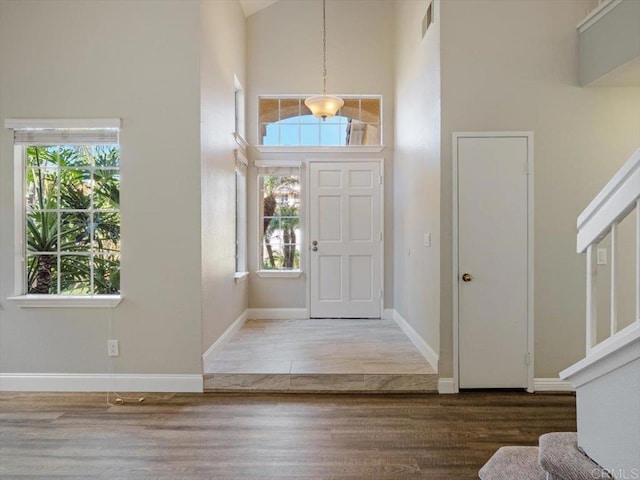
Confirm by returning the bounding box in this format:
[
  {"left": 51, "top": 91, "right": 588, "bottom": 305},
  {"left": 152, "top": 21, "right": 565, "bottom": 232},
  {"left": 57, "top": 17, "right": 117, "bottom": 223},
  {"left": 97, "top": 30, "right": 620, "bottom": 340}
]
[
  {"left": 304, "top": 94, "right": 344, "bottom": 120},
  {"left": 305, "top": 0, "right": 343, "bottom": 120}
]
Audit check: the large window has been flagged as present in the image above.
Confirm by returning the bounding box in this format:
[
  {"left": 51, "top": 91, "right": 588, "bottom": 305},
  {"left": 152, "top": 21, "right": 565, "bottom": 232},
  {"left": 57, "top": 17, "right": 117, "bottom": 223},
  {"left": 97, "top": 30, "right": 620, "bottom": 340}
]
[
  {"left": 11, "top": 123, "right": 120, "bottom": 296},
  {"left": 258, "top": 96, "right": 381, "bottom": 147},
  {"left": 258, "top": 169, "right": 301, "bottom": 271}
]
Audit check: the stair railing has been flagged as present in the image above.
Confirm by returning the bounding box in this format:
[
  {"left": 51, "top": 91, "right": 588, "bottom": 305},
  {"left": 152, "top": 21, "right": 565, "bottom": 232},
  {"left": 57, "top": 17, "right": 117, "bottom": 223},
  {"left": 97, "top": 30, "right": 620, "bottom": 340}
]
[{"left": 577, "top": 148, "right": 640, "bottom": 355}]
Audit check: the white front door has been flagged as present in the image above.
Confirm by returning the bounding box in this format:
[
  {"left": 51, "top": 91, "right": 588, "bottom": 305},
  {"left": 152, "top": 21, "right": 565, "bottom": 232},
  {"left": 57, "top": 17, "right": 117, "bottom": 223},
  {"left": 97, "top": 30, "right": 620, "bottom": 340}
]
[
  {"left": 309, "top": 161, "right": 382, "bottom": 318},
  {"left": 456, "top": 134, "right": 531, "bottom": 389}
]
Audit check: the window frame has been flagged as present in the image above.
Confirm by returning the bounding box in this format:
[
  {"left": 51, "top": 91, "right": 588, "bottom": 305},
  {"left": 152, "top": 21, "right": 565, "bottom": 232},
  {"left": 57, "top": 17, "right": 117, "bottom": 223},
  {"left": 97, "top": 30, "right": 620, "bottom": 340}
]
[
  {"left": 234, "top": 149, "right": 248, "bottom": 282},
  {"left": 255, "top": 94, "right": 385, "bottom": 154},
  {"left": 5, "top": 118, "right": 122, "bottom": 308},
  {"left": 256, "top": 163, "right": 303, "bottom": 278}
]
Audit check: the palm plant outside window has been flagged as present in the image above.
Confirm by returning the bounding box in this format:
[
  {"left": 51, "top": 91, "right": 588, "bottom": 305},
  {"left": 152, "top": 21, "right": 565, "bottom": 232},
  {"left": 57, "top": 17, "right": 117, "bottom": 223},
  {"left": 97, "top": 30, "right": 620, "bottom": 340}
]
[
  {"left": 259, "top": 174, "right": 300, "bottom": 271},
  {"left": 24, "top": 144, "right": 120, "bottom": 294}
]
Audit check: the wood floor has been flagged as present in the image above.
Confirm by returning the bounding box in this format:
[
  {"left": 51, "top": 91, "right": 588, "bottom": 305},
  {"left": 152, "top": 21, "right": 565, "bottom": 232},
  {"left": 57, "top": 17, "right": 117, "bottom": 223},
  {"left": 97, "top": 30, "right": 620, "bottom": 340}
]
[
  {"left": 204, "top": 319, "right": 438, "bottom": 393},
  {"left": 0, "top": 391, "right": 576, "bottom": 479}
]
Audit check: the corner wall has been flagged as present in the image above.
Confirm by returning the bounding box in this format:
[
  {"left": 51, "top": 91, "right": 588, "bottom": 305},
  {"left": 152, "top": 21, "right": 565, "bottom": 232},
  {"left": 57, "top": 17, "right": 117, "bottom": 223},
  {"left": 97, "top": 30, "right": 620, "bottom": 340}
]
[
  {"left": 439, "top": 0, "right": 640, "bottom": 378},
  {"left": 393, "top": 0, "right": 441, "bottom": 364},
  {"left": 200, "top": 0, "right": 249, "bottom": 356},
  {"left": 0, "top": 0, "right": 202, "bottom": 377}
]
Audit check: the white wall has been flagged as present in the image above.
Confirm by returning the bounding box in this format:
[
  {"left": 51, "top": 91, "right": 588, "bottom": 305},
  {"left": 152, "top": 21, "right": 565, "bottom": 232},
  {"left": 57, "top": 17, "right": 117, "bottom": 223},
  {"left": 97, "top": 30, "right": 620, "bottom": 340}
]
[
  {"left": 394, "top": 0, "right": 441, "bottom": 360},
  {"left": 246, "top": 0, "right": 395, "bottom": 310},
  {"left": 0, "top": 0, "right": 203, "bottom": 375},
  {"left": 201, "top": 1, "right": 249, "bottom": 353},
  {"left": 438, "top": 0, "right": 640, "bottom": 378}
]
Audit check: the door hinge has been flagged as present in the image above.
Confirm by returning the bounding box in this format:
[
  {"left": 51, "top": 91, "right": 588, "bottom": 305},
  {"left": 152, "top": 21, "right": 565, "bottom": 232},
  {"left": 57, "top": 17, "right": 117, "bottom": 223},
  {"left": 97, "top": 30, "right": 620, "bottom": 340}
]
[
  {"left": 379, "top": 232, "right": 383, "bottom": 241},
  {"left": 379, "top": 175, "right": 383, "bottom": 185},
  {"left": 525, "top": 353, "right": 531, "bottom": 366},
  {"left": 379, "top": 289, "right": 383, "bottom": 299}
]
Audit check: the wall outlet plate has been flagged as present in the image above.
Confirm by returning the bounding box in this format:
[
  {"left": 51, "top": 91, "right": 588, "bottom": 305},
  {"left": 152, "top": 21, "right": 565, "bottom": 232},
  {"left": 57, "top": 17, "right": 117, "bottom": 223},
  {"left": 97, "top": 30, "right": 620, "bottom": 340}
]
[{"left": 108, "top": 339, "right": 119, "bottom": 357}]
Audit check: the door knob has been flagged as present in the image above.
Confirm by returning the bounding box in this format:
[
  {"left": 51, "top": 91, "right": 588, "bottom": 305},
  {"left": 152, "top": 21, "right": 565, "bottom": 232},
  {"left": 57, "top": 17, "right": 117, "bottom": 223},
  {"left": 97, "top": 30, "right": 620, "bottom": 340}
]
[
  {"left": 312, "top": 240, "right": 318, "bottom": 246},
  {"left": 461, "top": 273, "right": 472, "bottom": 282},
  {"left": 312, "top": 246, "right": 318, "bottom": 252}
]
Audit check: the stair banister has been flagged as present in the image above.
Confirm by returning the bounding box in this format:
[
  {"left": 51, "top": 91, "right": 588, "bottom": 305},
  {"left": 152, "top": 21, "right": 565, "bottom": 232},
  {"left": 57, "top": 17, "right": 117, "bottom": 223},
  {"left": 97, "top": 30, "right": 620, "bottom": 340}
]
[
  {"left": 576, "top": 148, "right": 640, "bottom": 354},
  {"left": 560, "top": 148, "right": 640, "bottom": 476}
]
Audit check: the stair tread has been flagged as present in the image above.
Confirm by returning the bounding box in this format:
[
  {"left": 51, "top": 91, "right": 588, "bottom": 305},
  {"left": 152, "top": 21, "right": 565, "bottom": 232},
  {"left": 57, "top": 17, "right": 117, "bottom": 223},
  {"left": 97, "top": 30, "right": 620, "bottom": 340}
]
[
  {"left": 539, "top": 432, "right": 613, "bottom": 480},
  {"left": 479, "top": 446, "right": 545, "bottom": 480}
]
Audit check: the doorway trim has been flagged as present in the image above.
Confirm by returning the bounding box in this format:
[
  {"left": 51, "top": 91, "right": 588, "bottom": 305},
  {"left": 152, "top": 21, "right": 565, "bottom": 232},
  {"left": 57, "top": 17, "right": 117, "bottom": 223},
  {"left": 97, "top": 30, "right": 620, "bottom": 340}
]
[
  {"left": 305, "top": 158, "right": 385, "bottom": 319},
  {"left": 452, "top": 132, "right": 534, "bottom": 393}
]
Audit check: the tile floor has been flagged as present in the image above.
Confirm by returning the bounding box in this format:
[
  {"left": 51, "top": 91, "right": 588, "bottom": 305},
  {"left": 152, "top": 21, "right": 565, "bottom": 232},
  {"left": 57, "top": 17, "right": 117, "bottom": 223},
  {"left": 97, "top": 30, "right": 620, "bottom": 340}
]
[{"left": 204, "top": 319, "right": 438, "bottom": 393}]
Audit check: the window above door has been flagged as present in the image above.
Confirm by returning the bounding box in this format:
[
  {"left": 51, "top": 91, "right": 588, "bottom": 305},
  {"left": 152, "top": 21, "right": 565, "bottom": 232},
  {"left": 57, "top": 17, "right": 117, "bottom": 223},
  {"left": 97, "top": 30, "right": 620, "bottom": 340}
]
[{"left": 256, "top": 95, "right": 384, "bottom": 153}]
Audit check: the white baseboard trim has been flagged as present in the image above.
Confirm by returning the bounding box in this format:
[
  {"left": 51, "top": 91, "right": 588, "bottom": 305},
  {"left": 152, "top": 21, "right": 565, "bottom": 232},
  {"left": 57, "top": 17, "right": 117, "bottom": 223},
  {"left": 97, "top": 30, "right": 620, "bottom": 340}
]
[
  {"left": 247, "top": 308, "right": 308, "bottom": 320},
  {"left": 0, "top": 373, "right": 203, "bottom": 393},
  {"left": 533, "top": 378, "right": 575, "bottom": 392},
  {"left": 392, "top": 310, "right": 439, "bottom": 372},
  {"left": 202, "top": 309, "right": 248, "bottom": 371},
  {"left": 438, "top": 378, "right": 456, "bottom": 394}
]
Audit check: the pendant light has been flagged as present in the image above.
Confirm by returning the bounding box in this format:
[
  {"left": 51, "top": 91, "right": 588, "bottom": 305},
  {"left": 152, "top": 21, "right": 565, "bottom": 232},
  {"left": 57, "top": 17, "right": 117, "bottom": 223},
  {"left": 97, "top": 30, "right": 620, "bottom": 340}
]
[{"left": 305, "top": 0, "right": 344, "bottom": 120}]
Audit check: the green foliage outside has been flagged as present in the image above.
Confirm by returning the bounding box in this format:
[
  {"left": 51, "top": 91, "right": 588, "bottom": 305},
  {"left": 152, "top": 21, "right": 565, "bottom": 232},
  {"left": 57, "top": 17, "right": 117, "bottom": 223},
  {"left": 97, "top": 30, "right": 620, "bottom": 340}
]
[
  {"left": 262, "top": 175, "right": 300, "bottom": 270},
  {"left": 26, "top": 145, "right": 120, "bottom": 294}
]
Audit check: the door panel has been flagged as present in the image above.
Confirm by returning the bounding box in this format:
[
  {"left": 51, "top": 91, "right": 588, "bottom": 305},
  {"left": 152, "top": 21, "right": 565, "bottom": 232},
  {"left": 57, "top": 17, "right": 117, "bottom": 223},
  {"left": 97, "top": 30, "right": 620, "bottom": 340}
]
[
  {"left": 457, "top": 136, "right": 529, "bottom": 388},
  {"left": 310, "top": 162, "right": 382, "bottom": 318}
]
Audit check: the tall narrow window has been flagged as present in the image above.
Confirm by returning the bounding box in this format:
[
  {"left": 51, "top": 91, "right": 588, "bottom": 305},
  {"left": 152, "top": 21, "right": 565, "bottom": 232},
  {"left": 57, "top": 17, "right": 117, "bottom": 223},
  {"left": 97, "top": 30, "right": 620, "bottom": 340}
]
[
  {"left": 258, "top": 168, "right": 301, "bottom": 271},
  {"left": 234, "top": 75, "right": 247, "bottom": 147},
  {"left": 235, "top": 150, "right": 247, "bottom": 274},
  {"left": 11, "top": 123, "right": 120, "bottom": 295}
]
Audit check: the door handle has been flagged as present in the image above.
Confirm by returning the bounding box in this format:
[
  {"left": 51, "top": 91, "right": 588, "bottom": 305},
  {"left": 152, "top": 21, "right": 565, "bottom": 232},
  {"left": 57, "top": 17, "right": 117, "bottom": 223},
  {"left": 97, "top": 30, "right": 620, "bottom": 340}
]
[
  {"left": 312, "top": 246, "right": 318, "bottom": 252},
  {"left": 312, "top": 240, "right": 318, "bottom": 246},
  {"left": 461, "top": 273, "right": 472, "bottom": 282}
]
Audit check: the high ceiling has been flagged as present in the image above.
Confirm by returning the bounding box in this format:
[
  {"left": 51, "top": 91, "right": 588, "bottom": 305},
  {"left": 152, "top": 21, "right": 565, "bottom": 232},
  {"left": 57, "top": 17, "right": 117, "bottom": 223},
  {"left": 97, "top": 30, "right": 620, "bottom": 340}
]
[{"left": 239, "top": 0, "right": 280, "bottom": 17}]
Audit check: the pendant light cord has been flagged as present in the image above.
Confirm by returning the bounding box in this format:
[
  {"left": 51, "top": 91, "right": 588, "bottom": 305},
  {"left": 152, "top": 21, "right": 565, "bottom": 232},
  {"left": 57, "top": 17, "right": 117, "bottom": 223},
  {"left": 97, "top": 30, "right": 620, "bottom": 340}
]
[{"left": 322, "top": 0, "right": 327, "bottom": 95}]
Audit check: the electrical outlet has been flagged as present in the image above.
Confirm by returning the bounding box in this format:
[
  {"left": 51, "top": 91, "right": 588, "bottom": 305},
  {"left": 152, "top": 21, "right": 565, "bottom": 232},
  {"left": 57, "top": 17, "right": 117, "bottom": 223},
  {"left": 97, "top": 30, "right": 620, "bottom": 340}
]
[{"left": 108, "top": 340, "right": 119, "bottom": 357}]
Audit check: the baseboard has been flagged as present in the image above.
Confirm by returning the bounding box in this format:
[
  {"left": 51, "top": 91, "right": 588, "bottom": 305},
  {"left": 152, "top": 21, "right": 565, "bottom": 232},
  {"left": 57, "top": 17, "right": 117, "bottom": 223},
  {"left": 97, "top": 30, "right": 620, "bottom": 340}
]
[
  {"left": 202, "top": 309, "right": 248, "bottom": 371},
  {"left": 533, "top": 378, "right": 575, "bottom": 392},
  {"left": 247, "top": 308, "right": 307, "bottom": 320},
  {"left": 0, "top": 373, "right": 203, "bottom": 392},
  {"left": 438, "top": 378, "right": 456, "bottom": 394},
  {"left": 392, "top": 310, "right": 439, "bottom": 372}
]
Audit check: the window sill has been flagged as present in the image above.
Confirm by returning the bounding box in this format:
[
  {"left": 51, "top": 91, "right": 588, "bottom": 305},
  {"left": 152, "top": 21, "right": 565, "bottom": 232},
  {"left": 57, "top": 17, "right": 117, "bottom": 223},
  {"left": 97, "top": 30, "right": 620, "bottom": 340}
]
[
  {"left": 7, "top": 295, "right": 123, "bottom": 308},
  {"left": 255, "top": 146, "right": 385, "bottom": 154},
  {"left": 255, "top": 270, "right": 303, "bottom": 278},
  {"left": 234, "top": 272, "right": 249, "bottom": 283}
]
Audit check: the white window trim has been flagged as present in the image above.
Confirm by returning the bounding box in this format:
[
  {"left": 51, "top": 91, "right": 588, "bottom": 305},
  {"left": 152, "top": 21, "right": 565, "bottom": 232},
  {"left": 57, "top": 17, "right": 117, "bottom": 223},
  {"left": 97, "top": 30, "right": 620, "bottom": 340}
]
[
  {"left": 235, "top": 150, "right": 248, "bottom": 277},
  {"left": 255, "top": 270, "right": 302, "bottom": 278},
  {"left": 234, "top": 76, "right": 248, "bottom": 150},
  {"left": 7, "top": 295, "right": 123, "bottom": 308},
  {"left": 234, "top": 271, "right": 249, "bottom": 282},
  {"left": 6, "top": 119, "right": 123, "bottom": 308},
  {"left": 5, "top": 118, "right": 121, "bottom": 130},
  {"left": 255, "top": 145, "right": 385, "bottom": 154},
  {"left": 256, "top": 164, "right": 303, "bottom": 276}
]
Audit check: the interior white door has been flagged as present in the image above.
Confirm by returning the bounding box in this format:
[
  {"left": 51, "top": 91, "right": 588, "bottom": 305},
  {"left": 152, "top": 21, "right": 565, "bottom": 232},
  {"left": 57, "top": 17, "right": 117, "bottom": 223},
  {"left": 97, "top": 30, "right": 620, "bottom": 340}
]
[
  {"left": 309, "top": 162, "right": 382, "bottom": 318},
  {"left": 457, "top": 135, "right": 530, "bottom": 388}
]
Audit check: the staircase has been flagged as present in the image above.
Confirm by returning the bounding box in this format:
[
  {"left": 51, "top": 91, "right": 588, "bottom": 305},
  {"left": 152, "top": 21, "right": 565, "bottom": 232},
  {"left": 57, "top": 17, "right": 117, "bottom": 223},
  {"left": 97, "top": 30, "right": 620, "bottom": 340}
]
[
  {"left": 481, "top": 148, "right": 640, "bottom": 480},
  {"left": 479, "top": 432, "right": 612, "bottom": 480}
]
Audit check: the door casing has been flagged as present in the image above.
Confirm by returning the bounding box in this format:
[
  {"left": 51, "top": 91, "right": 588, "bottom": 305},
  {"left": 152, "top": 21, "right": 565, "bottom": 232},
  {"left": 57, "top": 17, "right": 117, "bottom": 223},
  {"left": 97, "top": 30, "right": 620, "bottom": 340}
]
[{"left": 452, "top": 132, "right": 534, "bottom": 393}]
